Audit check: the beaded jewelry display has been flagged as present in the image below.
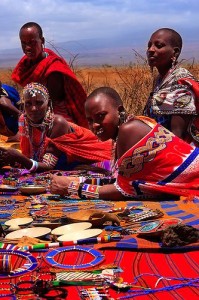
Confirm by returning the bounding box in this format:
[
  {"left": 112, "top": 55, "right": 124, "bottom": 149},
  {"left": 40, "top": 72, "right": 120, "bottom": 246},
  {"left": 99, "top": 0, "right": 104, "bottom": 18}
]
[
  {"left": 45, "top": 246, "right": 105, "bottom": 270},
  {"left": 0, "top": 249, "right": 38, "bottom": 278},
  {"left": 118, "top": 206, "right": 163, "bottom": 223}
]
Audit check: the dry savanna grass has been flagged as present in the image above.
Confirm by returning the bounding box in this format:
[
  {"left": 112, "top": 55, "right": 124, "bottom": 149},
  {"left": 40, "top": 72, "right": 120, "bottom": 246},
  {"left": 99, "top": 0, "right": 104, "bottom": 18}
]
[{"left": 1, "top": 60, "right": 199, "bottom": 115}]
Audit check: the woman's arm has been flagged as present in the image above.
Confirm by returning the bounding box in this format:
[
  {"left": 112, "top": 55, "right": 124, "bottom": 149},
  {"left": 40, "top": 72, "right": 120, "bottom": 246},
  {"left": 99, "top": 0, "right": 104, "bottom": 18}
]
[
  {"left": 0, "top": 116, "right": 71, "bottom": 172},
  {"left": 0, "top": 96, "right": 21, "bottom": 117},
  {"left": 171, "top": 115, "right": 191, "bottom": 139},
  {"left": 50, "top": 175, "right": 128, "bottom": 200}
]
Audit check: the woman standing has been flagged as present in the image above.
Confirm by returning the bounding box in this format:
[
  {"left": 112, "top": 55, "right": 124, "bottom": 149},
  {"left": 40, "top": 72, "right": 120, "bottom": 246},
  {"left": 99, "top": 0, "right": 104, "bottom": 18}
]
[{"left": 12, "top": 22, "right": 88, "bottom": 128}]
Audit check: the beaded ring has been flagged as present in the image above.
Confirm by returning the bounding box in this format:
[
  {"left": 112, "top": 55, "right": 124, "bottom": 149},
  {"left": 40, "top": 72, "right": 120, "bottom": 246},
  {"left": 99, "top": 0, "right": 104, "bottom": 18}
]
[
  {"left": 0, "top": 249, "right": 38, "bottom": 278},
  {"left": 45, "top": 246, "right": 105, "bottom": 270}
]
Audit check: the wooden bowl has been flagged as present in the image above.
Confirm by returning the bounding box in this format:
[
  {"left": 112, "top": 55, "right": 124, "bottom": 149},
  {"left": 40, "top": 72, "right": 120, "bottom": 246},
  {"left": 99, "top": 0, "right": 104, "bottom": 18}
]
[
  {"left": 19, "top": 185, "right": 46, "bottom": 195},
  {"left": 62, "top": 209, "right": 107, "bottom": 227}
]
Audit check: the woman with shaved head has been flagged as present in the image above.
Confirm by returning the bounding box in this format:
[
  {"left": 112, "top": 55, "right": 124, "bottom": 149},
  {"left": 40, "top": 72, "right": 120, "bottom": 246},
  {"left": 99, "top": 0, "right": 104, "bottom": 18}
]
[{"left": 144, "top": 28, "right": 199, "bottom": 146}]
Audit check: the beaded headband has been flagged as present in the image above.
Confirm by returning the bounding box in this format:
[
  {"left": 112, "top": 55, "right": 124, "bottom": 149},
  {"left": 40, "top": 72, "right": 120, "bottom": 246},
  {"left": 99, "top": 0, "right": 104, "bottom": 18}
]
[{"left": 23, "top": 82, "right": 49, "bottom": 102}]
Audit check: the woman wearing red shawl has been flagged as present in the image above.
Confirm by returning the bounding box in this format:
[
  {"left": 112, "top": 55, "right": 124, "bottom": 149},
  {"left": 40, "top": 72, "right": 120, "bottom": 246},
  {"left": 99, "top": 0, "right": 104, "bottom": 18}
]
[
  {"left": 11, "top": 22, "right": 88, "bottom": 128},
  {"left": 0, "top": 83, "right": 112, "bottom": 172},
  {"left": 50, "top": 87, "right": 199, "bottom": 200}
]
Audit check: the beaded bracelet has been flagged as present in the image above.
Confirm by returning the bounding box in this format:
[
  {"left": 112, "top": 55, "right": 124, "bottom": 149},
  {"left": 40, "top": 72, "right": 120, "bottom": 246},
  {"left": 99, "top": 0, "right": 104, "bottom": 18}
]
[
  {"left": 80, "top": 183, "right": 100, "bottom": 199},
  {"left": 29, "top": 159, "right": 39, "bottom": 173},
  {"left": 68, "top": 180, "right": 81, "bottom": 197}
]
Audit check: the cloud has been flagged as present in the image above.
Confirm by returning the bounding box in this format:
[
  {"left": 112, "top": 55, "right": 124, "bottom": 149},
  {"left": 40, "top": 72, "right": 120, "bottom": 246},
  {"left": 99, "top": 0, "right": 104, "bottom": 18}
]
[{"left": 0, "top": 0, "right": 198, "bottom": 58}]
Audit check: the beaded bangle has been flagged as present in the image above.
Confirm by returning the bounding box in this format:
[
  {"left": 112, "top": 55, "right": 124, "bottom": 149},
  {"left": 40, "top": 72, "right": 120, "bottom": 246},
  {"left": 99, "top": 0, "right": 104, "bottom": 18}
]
[
  {"left": 29, "top": 159, "right": 39, "bottom": 173},
  {"left": 81, "top": 183, "right": 100, "bottom": 199},
  {"left": 67, "top": 180, "right": 80, "bottom": 197},
  {"left": 45, "top": 246, "right": 105, "bottom": 270},
  {"left": 42, "top": 153, "right": 58, "bottom": 168},
  {"left": 0, "top": 249, "right": 38, "bottom": 278}
]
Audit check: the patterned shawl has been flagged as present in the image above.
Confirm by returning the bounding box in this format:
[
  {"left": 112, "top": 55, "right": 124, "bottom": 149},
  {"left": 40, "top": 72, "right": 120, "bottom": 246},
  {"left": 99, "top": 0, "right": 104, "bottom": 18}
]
[
  {"left": 12, "top": 48, "right": 88, "bottom": 128},
  {"left": 115, "top": 116, "right": 199, "bottom": 198},
  {"left": 144, "top": 66, "right": 199, "bottom": 145}
]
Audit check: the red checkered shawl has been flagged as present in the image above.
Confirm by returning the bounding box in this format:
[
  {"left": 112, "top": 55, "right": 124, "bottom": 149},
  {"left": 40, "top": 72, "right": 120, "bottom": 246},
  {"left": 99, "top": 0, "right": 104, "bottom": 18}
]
[
  {"left": 19, "top": 115, "right": 112, "bottom": 164},
  {"left": 12, "top": 48, "right": 88, "bottom": 128}
]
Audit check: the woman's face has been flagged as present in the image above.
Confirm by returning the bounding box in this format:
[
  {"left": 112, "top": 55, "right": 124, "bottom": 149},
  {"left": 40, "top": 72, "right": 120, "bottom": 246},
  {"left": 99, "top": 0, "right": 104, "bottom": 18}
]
[
  {"left": 147, "top": 30, "right": 176, "bottom": 72},
  {"left": 85, "top": 94, "right": 120, "bottom": 141},
  {"left": 24, "top": 91, "right": 48, "bottom": 124},
  {"left": 20, "top": 26, "right": 44, "bottom": 60}
]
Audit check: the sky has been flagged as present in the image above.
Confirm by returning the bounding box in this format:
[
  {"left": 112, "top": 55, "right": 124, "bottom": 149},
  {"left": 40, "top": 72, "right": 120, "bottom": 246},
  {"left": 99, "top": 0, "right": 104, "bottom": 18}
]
[{"left": 0, "top": 0, "right": 199, "bottom": 65}]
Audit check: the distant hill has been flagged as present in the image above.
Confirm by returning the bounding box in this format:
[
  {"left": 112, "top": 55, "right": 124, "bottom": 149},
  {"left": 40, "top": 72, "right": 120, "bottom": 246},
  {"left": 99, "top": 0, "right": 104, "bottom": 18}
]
[{"left": 0, "top": 37, "right": 199, "bottom": 68}]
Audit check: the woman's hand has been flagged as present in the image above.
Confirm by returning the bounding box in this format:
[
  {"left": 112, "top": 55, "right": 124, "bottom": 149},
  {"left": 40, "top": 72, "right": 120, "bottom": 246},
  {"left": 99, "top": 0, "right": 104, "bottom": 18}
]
[
  {"left": 0, "top": 147, "right": 21, "bottom": 167},
  {"left": 50, "top": 175, "right": 78, "bottom": 196}
]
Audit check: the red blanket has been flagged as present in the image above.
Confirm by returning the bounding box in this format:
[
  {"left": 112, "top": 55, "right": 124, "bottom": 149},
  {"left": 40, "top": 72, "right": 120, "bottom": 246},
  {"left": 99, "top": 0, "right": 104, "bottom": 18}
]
[{"left": 12, "top": 48, "right": 88, "bottom": 128}]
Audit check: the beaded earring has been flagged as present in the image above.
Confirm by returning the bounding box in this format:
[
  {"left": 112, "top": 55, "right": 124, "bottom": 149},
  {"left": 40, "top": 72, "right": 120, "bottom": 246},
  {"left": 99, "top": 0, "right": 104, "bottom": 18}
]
[
  {"left": 119, "top": 111, "right": 127, "bottom": 126},
  {"left": 172, "top": 56, "right": 176, "bottom": 68}
]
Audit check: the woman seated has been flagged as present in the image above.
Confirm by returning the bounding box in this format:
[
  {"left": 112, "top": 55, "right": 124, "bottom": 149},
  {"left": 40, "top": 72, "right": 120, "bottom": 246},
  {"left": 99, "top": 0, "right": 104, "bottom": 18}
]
[
  {"left": 0, "top": 82, "right": 21, "bottom": 141},
  {"left": 0, "top": 83, "right": 112, "bottom": 172},
  {"left": 50, "top": 87, "right": 199, "bottom": 200}
]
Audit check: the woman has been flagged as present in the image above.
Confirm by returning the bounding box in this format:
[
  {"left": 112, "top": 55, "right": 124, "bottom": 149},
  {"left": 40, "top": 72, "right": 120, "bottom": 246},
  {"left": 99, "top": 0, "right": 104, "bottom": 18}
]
[
  {"left": 143, "top": 28, "right": 199, "bottom": 146},
  {"left": 50, "top": 87, "right": 199, "bottom": 199},
  {"left": 0, "top": 83, "right": 112, "bottom": 172},
  {"left": 0, "top": 82, "right": 21, "bottom": 141},
  {"left": 11, "top": 22, "right": 88, "bottom": 128}
]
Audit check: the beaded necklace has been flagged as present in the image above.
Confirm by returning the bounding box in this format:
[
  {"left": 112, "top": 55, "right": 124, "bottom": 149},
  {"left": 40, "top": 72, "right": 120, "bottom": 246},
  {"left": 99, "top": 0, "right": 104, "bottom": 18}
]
[{"left": 24, "top": 108, "right": 54, "bottom": 161}]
